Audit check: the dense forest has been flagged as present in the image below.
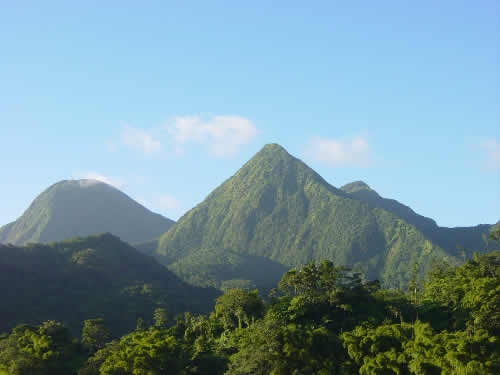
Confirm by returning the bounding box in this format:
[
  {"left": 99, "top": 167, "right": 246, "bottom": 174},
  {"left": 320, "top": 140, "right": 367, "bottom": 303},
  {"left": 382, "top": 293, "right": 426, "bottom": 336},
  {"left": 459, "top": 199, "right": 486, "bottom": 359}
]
[
  {"left": 1, "top": 230, "right": 498, "bottom": 374},
  {"left": 0, "top": 234, "right": 219, "bottom": 336}
]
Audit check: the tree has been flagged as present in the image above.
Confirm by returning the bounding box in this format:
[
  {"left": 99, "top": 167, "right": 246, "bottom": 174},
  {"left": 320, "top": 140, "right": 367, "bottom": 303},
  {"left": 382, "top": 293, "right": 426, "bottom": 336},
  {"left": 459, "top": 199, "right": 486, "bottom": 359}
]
[
  {"left": 97, "top": 330, "right": 186, "bottom": 374},
  {"left": 153, "top": 307, "right": 168, "bottom": 329},
  {"left": 489, "top": 226, "right": 500, "bottom": 241},
  {"left": 135, "top": 317, "right": 146, "bottom": 331},
  {"left": 81, "top": 319, "right": 111, "bottom": 354},
  {"left": 215, "top": 289, "right": 264, "bottom": 330},
  {"left": 0, "top": 321, "right": 83, "bottom": 374}
]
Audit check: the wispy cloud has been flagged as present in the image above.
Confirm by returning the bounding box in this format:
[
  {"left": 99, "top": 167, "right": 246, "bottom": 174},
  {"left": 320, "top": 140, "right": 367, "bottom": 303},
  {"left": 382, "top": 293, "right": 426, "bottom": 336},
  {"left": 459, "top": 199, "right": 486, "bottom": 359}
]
[
  {"left": 116, "top": 115, "right": 257, "bottom": 158},
  {"left": 139, "top": 194, "right": 182, "bottom": 219},
  {"left": 120, "top": 124, "right": 161, "bottom": 155},
  {"left": 166, "top": 115, "right": 258, "bottom": 157},
  {"left": 74, "top": 172, "right": 124, "bottom": 188},
  {"left": 303, "top": 135, "right": 372, "bottom": 167},
  {"left": 157, "top": 194, "right": 181, "bottom": 211},
  {"left": 479, "top": 138, "right": 500, "bottom": 170}
]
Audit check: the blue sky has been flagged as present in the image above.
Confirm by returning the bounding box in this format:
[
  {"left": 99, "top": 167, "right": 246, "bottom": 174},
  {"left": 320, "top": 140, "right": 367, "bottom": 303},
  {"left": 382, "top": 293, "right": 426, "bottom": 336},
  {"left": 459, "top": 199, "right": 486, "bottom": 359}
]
[{"left": 1, "top": 1, "right": 499, "bottom": 227}]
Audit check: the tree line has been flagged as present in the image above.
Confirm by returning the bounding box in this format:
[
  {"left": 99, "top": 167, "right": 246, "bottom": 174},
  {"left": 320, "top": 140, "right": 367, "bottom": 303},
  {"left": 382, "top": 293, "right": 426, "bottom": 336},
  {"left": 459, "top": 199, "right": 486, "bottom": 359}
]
[{"left": 1, "top": 247, "right": 499, "bottom": 374}]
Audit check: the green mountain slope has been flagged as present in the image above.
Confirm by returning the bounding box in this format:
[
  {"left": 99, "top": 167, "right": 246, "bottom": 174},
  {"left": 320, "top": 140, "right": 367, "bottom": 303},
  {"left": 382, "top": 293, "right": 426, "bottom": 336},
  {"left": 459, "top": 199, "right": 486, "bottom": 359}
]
[
  {"left": 341, "top": 181, "right": 438, "bottom": 233},
  {"left": 168, "top": 248, "right": 288, "bottom": 291},
  {"left": 0, "top": 233, "right": 219, "bottom": 336},
  {"left": 156, "top": 144, "right": 453, "bottom": 289},
  {"left": 0, "top": 179, "right": 174, "bottom": 245},
  {"left": 341, "top": 181, "right": 496, "bottom": 257}
]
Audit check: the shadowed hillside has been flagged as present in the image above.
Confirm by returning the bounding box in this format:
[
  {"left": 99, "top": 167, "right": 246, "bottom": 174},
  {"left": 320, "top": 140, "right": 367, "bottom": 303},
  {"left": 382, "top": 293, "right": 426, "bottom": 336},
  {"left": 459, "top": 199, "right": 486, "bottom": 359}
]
[{"left": 0, "top": 233, "right": 219, "bottom": 336}]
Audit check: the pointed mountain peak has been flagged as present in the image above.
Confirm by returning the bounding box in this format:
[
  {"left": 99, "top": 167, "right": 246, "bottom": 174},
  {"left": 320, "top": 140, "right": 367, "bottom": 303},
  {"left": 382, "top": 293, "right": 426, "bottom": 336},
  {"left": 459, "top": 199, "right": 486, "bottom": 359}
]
[
  {"left": 252, "top": 143, "right": 293, "bottom": 161},
  {"left": 231, "top": 143, "right": 338, "bottom": 193},
  {"left": 341, "top": 181, "right": 374, "bottom": 193},
  {"left": 260, "top": 143, "right": 289, "bottom": 153}
]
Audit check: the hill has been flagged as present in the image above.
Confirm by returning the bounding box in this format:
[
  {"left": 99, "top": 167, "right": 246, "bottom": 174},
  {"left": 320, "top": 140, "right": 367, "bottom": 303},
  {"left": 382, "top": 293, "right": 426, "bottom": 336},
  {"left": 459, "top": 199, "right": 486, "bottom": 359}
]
[
  {"left": 0, "top": 233, "right": 219, "bottom": 336},
  {"left": 0, "top": 179, "right": 174, "bottom": 245},
  {"left": 156, "top": 143, "right": 456, "bottom": 289},
  {"left": 168, "top": 248, "right": 288, "bottom": 291}
]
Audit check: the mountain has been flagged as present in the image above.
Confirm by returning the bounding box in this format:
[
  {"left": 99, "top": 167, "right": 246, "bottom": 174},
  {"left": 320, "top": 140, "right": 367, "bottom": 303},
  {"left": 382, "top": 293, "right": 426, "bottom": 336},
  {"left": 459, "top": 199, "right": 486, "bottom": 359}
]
[
  {"left": 0, "top": 233, "right": 219, "bottom": 336},
  {"left": 340, "top": 181, "right": 495, "bottom": 257},
  {"left": 340, "top": 181, "right": 438, "bottom": 233},
  {"left": 156, "top": 143, "right": 456, "bottom": 289},
  {"left": 168, "top": 248, "right": 288, "bottom": 291},
  {"left": 0, "top": 179, "right": 174, "bottom": 245}
]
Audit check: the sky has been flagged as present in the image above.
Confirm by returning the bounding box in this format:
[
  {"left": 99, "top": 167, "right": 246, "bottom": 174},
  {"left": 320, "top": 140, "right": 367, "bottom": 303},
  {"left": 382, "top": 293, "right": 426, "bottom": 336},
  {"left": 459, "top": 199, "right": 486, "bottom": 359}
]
[{"left": 1, "top": 1, "right": 499, "bottom": 227}]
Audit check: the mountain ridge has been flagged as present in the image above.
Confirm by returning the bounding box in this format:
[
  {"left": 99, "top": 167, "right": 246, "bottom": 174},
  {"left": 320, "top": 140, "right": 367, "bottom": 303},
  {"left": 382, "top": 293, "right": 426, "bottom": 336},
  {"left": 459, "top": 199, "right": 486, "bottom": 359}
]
[{"left": 340, "top": 180, "right": 494, "bottom": 256}]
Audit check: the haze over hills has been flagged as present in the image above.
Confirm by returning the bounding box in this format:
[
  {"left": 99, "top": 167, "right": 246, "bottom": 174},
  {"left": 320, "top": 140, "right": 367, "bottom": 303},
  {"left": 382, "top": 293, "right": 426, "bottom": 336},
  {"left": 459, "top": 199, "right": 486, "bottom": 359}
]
[
  {"left": 0, "top": 179, "right": 174, "bottom": 246},
  {"left": 0, "top": 233, "right": 219, "bottom": 336},
  {"left": 156, "top": 143, "right": 496, "bottom": 289}
]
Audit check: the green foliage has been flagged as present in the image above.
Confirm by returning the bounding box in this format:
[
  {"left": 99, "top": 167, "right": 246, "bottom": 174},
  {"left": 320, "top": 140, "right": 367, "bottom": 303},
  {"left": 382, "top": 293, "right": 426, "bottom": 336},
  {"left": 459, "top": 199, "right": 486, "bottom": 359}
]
[
  {"left": 0, "top": 321, "right": 84, "bottom": 374},
  {"left": 3, "top": 254, "right": 498, "bottom": 374},
  {"left": 153, "top": 308, "right": 168, "bottom": 329},
  {"left": 489, "top": 225, "right": 500, "bottom": 241},
  {"left": 422, "top": 251, "right": 500, "bottom": 335},
  {"left": 226, "top": 319, "right": 345, "bottom": 375},
  {"left": 0, "top": 179, "right": 174, "bottom": 245},
  {"left": 276, "top": 261, "right": 390, "bottom": 330},
  {"left": 97, "top": 330, "right": 186, "bottom": 374},
  {"left": 214, "top": 289, "right": 265, "bottom": 330},
  {"left": 168, "top": 248, "right": 287, "bottom": 290},
  {"left": 341, "top": 181, "right": 495, "bottom": 257},
  {"left": 81, "top": 319, "right": 111, "bottom": 354},
  {"left": 156, "top": 143, "right": 460, "bottom": 290},
  {"left": 342, "top": 321, "right": 499, "bottom": 374},
  {"left": 0, "top": 233, "right": 219, "bottom": 336}
]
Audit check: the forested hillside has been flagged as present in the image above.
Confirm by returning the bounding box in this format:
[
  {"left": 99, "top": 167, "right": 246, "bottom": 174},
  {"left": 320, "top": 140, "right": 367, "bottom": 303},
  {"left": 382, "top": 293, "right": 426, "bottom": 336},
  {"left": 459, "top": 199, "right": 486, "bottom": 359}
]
[
  {"left": 0, "top": 233, "right": 219, "bottom": 336},
  {"left": 0, "top": 179, "right": 174, "bottom": 245},
  {"left": 341, "top": 180, "right": 495, "bottom": 257},
  {"left": 1, "top": 248, "right": 498, "bottom": 374},
  {"left": 156, "top": 144, "right": 465, "bottom": 290}
]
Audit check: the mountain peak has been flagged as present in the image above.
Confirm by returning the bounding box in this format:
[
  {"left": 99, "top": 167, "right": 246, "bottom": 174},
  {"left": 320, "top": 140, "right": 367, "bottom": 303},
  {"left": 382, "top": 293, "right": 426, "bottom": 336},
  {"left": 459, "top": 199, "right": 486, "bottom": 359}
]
[
  {"left": 76, "top": 179, "right": 111, "bottom": 188},
  {"left": 255, "top": 143, "right": 292, "bottom": 160},
  {"left": 0, "top": 179, "right": 174, "bottom": 245},
  {"left": 261, "top": 143, "right": 289, "bottom": 153},
  {"left": 341, "top": 181, "right": 373, "bottom": 193},
  {"left": 53, "top": 179, "right": 114, "bottom": 190},
  {"left": 237, "top": 142, "right": 338, "bottom": 192}
]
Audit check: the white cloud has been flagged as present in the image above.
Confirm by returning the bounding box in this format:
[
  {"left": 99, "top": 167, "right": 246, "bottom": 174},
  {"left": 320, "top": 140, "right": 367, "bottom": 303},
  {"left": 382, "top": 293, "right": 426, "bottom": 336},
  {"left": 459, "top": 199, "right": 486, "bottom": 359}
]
[
  {"left": 74, "top": 172, "right": 124, "bottom": 188},
  {"left": 115, "top": 116, "right": 257, "bottom": 158},
  {"left": 120, "top": 124, "right": 161, "bottom": 155},
  {"left": 166, "top": 115, "right": 257, "bottom": 157},
  {"left": 156, "top": 194, "right": 181, "bottom": 211},
  {"left": 303, "top": 135, "right": 371, "bottom": 167},
  {"left": 479, "top": 138, "right": 500, "bottom": 170}
]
